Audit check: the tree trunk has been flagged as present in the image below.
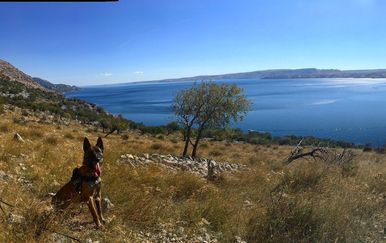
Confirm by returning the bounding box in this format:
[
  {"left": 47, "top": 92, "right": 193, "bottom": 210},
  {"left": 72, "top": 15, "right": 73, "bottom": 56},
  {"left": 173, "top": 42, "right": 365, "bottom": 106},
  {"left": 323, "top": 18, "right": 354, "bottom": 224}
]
[
  {"left": 191, "top": 127, "right": 203, "bottom": 158},
  {"left": 182, "top": 126, "right": 191, "bottom": 157}
]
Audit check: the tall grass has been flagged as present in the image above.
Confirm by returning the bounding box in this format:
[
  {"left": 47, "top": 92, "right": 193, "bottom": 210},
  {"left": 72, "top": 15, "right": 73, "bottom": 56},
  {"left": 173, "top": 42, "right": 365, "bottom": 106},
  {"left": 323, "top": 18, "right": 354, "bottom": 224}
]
[{"left": 0, "top": 109, "right": 385, "bottom": 242}]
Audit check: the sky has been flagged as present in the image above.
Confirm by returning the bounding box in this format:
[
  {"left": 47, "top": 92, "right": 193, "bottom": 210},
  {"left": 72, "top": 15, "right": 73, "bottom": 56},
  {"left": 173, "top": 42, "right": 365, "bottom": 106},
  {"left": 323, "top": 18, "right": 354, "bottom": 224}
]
[{"left": 1, "top": 0, "right": 386, "bottom": 85}]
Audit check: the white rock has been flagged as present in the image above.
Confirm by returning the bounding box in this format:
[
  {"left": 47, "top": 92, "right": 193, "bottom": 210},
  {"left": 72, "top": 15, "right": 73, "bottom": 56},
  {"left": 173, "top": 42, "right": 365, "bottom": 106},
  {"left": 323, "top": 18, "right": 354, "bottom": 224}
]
[
  {"left": 13, "top": 133, "right": 25, "bottom": 143},
  {"left": 7, "top": 213, "right": 25, "bottom": 224},
  {"left": 103, "top": 197, "right": 114, "bottom": 211}
]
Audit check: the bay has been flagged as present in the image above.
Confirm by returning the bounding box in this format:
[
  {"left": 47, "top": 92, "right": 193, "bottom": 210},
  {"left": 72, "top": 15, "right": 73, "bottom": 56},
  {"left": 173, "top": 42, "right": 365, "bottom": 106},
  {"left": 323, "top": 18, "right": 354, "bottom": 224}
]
[{"left": 65, "top": 78, "right": 386, "bottom": 146}]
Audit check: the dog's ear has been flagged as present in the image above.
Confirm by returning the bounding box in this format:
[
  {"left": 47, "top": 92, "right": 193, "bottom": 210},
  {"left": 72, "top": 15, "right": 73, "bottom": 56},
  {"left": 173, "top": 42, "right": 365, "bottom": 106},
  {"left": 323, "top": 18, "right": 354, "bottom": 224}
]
[
  {"left": 96, "top": 137, "right": 104, "bottom": 151},
  {"left": 83, "top": 137, "right": 91, "bottom": 152}
]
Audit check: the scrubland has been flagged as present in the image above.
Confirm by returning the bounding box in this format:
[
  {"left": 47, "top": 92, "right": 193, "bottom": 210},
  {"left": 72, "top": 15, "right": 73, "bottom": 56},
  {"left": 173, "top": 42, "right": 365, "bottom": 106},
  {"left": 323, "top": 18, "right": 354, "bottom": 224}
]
[{"left": 0, "top": 108, "right": 386, "bottom": 242}]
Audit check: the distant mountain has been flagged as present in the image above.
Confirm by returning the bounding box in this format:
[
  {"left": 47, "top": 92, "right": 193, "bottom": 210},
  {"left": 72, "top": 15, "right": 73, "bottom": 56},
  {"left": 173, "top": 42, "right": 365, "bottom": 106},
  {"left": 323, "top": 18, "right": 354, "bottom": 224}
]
[
  {"left": 159, "top": 68, "right": 386, "bottom": 82},
  {"left": 0, "top": 59, "right": 45, "bottom": 90},
  {"left": 32, "top": 77, "right": 80, "bottom": 93}
]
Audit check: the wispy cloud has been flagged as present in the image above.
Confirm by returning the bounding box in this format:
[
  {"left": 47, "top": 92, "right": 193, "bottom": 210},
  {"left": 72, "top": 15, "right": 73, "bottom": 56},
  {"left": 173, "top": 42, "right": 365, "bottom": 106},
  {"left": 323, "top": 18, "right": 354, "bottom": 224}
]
[
  {"left": 101, "top": 72, "right": 113, "bottom": 77},
  {"left": 134, "top": 71, "right": 144, "bottom": 74}
]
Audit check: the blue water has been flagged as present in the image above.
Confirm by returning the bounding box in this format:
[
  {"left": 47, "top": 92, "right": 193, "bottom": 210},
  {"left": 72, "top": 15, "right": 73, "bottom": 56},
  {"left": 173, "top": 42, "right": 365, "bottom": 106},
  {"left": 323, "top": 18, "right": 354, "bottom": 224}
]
[{"left": 65, "top": 78, "right": 386, "bottom": 146}]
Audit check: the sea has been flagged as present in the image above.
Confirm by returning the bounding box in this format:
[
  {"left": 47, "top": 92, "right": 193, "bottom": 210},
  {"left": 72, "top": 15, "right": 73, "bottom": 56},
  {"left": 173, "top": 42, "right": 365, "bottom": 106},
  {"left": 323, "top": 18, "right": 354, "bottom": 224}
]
[{"left": 65, "top": 78, "right": 386, "bottom": 146}]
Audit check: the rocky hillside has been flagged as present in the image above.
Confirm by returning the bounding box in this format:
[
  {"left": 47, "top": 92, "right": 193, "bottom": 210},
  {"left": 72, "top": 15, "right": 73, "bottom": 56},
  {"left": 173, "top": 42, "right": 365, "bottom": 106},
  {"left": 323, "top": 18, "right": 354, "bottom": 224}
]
[{"left": 0, "top": 59, "right": 44, "bottom": 90}]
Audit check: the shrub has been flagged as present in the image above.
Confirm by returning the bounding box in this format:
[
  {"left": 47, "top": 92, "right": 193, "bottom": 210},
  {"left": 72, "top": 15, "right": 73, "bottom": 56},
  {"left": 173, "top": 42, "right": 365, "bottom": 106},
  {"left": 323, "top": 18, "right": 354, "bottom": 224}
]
[
  {"left": 13, "top": 117, "right": 25, "bottom": 124},
  {"left": 167, "top": 173, "right": 204, "bottom": 202},
  {"left": 0, "top": 124, "right": 9, "bottom": 133},
  {"left": 45, "top": 136, "right": 58, "bottom": 145},
  {"left": 209, "top": 150, "right": 223, "bottom": 157},
  {"left": 64, "top": 133, "right": 75, "bottom": 139},
  {"left": 165, "top": 121, "right": 180, "bottom": 134},
  {"left": 150, "top": 143, "right": 163, "bottom": 150},
  {"left": 363, "top": 146, "right": 372, "bottom": 152},
  {"left": 246, "top": 197, "right": 320, "bottom": 243},
  {"left": 375, "top": 147, "right": 385, "bottom": 154},
  {"left": 26, "top": 130, "right": 43, "bottom": 139},
  {"left": 121, "top": 134, "right": 129, "bottom": 140},
  {"left": 199, "top": 143, "right": 209, "bottom": 148},
  {"left": 273, "top": 163, "right": 325, "bottom": 193},
  {"left": 21, "top": 109, "right": 29, "bottom": 117},
  {"left": 156, "top": 134, "right": 165, "bottom": 140}
]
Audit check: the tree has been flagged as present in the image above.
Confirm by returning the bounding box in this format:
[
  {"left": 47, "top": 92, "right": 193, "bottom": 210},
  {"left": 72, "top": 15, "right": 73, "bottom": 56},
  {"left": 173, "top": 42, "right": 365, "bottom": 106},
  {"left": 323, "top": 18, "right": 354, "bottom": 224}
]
[
  {"left": 104, "top": 114, "right": 129, "bottom": 137},
  {"left": 172, "top": 81, "right": 251, "bottom": 158}
]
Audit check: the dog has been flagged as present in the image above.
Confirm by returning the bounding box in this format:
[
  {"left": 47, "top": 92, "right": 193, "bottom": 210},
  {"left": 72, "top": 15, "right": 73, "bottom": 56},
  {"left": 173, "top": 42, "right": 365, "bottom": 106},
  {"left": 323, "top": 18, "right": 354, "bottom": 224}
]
[{"left": 52, "top": 137, "right": 106, "bottom": 227}]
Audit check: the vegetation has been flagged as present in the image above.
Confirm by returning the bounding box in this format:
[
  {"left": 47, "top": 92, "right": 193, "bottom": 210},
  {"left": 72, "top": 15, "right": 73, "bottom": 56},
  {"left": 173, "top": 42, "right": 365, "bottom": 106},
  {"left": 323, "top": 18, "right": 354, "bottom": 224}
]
[
  {"left": 0, "top": 78, "right": 358, "bottom": 150},
  {"left": 172, "top": 81, "right": 251, "bottom": 158},
  {"left": 0, "top": 109, "right": 384, "bottom": 242},
  {"left": 0, "top": 60, "right": 382, "bottom": 241}
]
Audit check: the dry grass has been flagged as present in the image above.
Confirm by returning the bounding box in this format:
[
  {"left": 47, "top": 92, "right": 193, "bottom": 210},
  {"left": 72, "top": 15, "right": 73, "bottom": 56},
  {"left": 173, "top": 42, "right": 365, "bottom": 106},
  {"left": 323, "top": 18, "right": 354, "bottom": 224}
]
[{"left": 0, "top": 109, "right": 386, "bottom": 242}]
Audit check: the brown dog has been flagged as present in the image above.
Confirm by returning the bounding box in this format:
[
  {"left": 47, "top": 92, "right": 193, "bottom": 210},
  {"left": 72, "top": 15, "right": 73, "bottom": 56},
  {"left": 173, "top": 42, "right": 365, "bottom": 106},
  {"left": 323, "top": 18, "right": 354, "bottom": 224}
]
[{"left": 52, "top": 137, "right": 106, "bottom": 227}]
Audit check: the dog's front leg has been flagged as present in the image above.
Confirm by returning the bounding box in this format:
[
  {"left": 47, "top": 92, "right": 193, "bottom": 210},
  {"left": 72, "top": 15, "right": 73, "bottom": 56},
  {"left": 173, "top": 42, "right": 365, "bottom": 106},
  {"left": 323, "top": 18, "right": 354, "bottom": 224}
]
[
  {"left": 95, "top": 198, "right": 106, "bottom": 224},
  {"left": 87, "top": 197, "right": 102, "bottom": 227},
  {"left": 95, "top": 186, "right": 106, "bottom": 224}
]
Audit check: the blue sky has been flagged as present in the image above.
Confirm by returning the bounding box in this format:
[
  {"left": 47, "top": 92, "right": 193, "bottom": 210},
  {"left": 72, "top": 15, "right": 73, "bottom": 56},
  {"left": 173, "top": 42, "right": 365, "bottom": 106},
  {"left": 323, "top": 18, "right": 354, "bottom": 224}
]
[{"left": 1, "top": 0, "right": 386, "bottom": 85}]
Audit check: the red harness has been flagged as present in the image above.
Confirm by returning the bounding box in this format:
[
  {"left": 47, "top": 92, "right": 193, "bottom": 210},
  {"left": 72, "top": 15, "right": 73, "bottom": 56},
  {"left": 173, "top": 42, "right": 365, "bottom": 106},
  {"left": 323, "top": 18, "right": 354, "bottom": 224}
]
[{"left": 79, "top": 163, "right": 101, "bottom": 178}]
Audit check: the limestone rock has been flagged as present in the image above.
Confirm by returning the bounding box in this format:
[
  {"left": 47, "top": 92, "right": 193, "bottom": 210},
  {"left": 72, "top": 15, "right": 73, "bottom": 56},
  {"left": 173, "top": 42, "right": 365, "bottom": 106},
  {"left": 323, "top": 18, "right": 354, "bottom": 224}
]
[{"left": 13, "top": 133, "right": 24, "bottom": 143}]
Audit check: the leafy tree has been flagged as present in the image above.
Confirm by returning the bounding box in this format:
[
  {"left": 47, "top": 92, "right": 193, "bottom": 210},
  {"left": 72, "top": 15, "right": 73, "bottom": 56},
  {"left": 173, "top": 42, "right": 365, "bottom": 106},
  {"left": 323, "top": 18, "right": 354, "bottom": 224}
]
[{"left": 172, "top": 81, "right": 251, "bottom": 158}]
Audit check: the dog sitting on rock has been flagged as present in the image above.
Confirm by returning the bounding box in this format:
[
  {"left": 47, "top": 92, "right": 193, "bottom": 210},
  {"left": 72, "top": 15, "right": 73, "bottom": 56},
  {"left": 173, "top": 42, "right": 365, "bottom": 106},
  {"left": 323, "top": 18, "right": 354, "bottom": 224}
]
[{"left": 52, "top": 137, "right": 106, "bottom": 227}]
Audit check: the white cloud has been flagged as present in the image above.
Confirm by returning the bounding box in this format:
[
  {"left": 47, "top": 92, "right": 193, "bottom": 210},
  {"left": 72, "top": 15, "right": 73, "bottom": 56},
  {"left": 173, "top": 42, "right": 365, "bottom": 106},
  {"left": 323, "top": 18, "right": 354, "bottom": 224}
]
[
  {"left": 101, "top": 72, "right": 113, "bottom": 77},
  {"left": 134, "top": 71, "right": 144, "bottom": 74}
]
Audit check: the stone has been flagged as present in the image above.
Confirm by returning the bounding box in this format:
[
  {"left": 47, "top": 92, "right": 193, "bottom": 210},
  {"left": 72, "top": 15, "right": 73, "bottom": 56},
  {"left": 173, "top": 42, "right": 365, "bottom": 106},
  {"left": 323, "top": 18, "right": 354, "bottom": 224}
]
[
  {"left": 103, "top": 197, "right": 114, "bottom": 211},
  {"left": 7, "top": 213, "right": 25, "bottom": 224},
  {"left": 201, "top": 218, "right": 210, "bottom": 225},
  {"left": 243, "top": 200, "right": 253, "bottom": 208},
  {"left": 13, "top": 133, "right": 25, "bottom": 143},
  {"left": 51, "top": 233, "right": 67, "bottom": 243},
  {"left": 0, "top": 170, "right": 10, "bottom": 180}
]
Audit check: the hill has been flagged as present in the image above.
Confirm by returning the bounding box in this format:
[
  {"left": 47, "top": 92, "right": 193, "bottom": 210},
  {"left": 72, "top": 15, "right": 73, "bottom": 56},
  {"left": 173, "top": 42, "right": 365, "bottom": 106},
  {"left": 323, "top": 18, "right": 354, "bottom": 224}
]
[
  {"left": 0, "top": 59, "right": 45, "bottom": 90},
  {"left": 158, "top": 68, "right": 386, "bottom": 82},
  {"left": 32, "top": 77, "right": 80, "bottom": 93}
]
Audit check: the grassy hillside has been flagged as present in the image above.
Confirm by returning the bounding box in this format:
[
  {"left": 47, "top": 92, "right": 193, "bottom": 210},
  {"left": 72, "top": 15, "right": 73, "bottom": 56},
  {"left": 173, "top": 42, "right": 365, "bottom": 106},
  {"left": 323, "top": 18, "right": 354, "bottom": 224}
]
[{"left": 0, "top": 107, "right": 386, "bottom": 242}]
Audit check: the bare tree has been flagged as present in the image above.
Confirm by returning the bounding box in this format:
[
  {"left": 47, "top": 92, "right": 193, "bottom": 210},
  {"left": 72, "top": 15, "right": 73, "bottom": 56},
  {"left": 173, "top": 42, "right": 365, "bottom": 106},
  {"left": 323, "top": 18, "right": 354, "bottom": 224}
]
[{"left": 286, "top": 139, "right": 355, "bottom": 166}]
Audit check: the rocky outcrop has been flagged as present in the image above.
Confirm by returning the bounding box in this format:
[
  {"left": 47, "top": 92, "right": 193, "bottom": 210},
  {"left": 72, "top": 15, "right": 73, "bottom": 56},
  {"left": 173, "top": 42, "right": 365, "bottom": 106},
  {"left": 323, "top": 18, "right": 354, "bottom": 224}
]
[{"left": 117, "top": 153, "right": 247, "bottom": 177}]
